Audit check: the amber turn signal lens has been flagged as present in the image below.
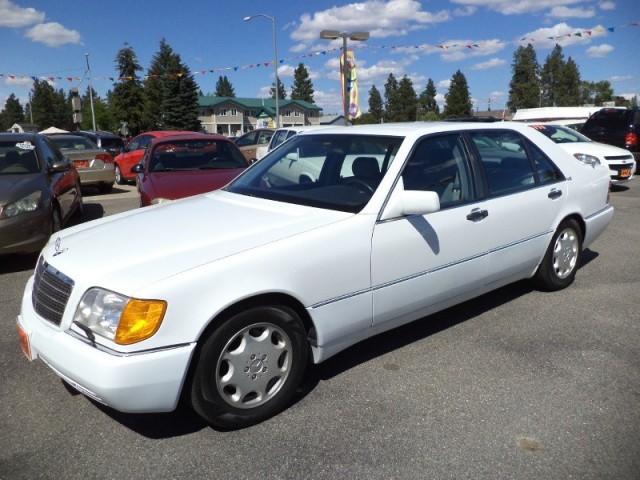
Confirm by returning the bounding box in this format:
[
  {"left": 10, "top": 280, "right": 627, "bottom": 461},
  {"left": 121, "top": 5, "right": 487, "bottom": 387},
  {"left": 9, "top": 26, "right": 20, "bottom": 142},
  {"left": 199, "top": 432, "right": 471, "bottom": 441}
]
[{"left": 115, "top": 299, "right": 167, "bottom": 345}]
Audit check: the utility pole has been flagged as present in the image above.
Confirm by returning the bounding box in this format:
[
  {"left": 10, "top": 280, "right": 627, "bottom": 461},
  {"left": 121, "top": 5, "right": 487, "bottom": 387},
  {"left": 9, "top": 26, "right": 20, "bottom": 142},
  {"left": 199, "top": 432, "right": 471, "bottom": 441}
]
[
  {"left": 85, "top": 53, "right": 97, "bottom": 131},
  {"left": 28, "top": 91, "right": 33, "bottom": 123}
]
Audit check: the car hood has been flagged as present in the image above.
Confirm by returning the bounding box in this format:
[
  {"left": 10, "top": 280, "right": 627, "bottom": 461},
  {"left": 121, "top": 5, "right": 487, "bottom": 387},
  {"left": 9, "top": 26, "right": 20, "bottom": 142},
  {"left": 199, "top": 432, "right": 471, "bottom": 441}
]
[
  {"left": 0, "top": 173, "right": 43, "bottom": 205},
  {"left": 146, "top": 169, "right": 245, "bottom": 200},
  {"left": 42, "top": 190, "right": 351, "bottom": 293},
  {"left": 557, "top": 141, "right": 634, "bottom": 159}
]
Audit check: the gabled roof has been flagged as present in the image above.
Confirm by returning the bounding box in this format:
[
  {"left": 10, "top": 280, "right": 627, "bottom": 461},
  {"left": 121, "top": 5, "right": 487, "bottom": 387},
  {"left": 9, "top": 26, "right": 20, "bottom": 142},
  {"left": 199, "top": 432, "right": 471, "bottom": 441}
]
[{"left": 198, "top": 96, "right": 322, "bottom": 112}]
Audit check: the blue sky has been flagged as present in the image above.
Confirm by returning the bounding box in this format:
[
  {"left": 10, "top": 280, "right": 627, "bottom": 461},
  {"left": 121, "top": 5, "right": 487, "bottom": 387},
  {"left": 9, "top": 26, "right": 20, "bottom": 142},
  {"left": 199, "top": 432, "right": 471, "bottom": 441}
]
[{"left": 1, "top": 0, "right": 639, "bottom": 114}]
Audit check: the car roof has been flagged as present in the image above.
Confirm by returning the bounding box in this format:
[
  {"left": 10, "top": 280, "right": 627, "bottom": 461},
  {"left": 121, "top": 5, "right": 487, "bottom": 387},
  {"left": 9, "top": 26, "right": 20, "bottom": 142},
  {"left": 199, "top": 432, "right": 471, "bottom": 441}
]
[
  {"left": 77, "top": 130, "right": 121, "bottom": 138},
  {"left": 145, "top": 130, "right": 198, "bottom": 138},
  {"left": 150, "top": 132, "right": 229, "bottom": 145},
  {"left": 0, "top": 132, "right": 39, "bottom": 142},
  {"left": 276, "top": 125, "right": 330, "bottom": 134}
]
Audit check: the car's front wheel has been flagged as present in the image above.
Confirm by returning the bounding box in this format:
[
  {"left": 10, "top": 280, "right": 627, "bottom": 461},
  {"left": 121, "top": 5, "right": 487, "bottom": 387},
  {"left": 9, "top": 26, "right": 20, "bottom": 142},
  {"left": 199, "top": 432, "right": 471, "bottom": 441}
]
[
  {"left": 189, "top": 305, "right": 308, "bottom": 429},
  {"left": 114, "top": 165, "right": 124, "bottom": 185},
  {"left": 533, "top": 218, "right": 583, "bottom": 291}
]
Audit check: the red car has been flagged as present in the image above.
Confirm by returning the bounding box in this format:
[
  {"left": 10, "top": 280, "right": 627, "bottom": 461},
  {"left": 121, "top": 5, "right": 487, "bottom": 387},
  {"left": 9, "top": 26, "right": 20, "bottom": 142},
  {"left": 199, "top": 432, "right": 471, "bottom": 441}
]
[
  {"left": 113, "top": 130, "right": 195, "bottom": 184},
  {"left": 133, "top": 133, "right": 249, "bottom": 206}
]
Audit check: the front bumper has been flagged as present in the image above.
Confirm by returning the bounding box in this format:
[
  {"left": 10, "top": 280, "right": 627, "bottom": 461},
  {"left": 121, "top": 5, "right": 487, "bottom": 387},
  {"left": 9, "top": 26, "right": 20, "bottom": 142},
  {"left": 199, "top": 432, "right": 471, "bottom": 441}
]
[
  {"left": 17, "top": 276, "right": 196, "bottom": 413},
  {"left": 0, "top": 208, "right": 51, "bottom": 255}
]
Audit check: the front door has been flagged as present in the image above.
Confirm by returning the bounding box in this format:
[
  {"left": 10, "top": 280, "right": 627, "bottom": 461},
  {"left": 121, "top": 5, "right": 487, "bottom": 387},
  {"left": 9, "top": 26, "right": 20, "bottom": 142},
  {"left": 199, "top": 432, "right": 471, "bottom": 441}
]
[{"left": 371, "top": 133, "right": 490, "bottom": 329}]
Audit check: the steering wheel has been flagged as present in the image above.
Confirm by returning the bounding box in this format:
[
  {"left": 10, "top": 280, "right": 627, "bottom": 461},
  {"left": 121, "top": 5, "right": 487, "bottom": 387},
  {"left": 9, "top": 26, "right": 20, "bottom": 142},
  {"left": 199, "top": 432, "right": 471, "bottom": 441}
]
[{"left": 344, "top": 178, "right": 374, "bottom": 194}]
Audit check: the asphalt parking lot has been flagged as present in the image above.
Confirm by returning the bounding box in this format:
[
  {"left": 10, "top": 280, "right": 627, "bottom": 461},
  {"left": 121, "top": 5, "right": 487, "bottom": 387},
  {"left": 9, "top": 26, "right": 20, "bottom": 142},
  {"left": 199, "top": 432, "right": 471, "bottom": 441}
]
[{"left": 1, "top": 180, "right": 639, "bottom": 480}]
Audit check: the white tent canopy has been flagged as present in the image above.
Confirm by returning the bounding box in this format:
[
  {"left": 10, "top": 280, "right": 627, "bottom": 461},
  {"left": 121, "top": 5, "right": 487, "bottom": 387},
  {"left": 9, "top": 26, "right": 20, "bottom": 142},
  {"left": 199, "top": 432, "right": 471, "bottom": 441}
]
[{"left": 39, "top": 126, "right": 69, "bottom": 134}]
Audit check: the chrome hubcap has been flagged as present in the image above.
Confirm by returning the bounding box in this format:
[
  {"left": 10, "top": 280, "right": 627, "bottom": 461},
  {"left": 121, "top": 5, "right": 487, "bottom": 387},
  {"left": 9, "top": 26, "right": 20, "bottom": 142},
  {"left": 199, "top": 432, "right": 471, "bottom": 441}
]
[
  {"left": 552, "top": 228, "right": 579, "bottom": 279},
  {"left": 215, "top": 323, "right": 292, "bottom": 409}
]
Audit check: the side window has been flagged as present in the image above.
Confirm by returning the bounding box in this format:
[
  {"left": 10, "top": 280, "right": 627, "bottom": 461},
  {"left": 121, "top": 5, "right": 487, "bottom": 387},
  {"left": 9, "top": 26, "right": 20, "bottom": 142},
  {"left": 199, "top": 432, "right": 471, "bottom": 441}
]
[
  {"left": 270, "top": 130, "right": 290, "bottom": 149},
  {"left": 41, "top": 138, "right": 66, "bottom": 165},
  {"left": 402, "top": 134, "right": 473, "bottom": 209},
  {"left": 469, "top": 130, "right": 535, "bottom": 196},
  {"left": 136, "top": 135, "right": 152, "bottom": 150},
  {"left": 127, "top": 137, "right": 141, "bottom": 151},
  {"left": 525, "top": 140, "right": 564, "bottom": 185},
  {"left": 236, "top": 131, "right": 257, "bottom": 147},
  {"left": 257, "top": 131, "right": 273, "bottom": 145}
]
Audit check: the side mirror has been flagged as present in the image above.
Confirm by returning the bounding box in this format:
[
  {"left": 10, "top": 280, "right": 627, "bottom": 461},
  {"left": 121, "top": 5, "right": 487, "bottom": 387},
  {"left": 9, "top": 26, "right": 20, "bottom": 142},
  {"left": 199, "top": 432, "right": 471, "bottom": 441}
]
[
  {"left": 131, "top": 163, "right": 144, "bottom": 174},
  {"left": 49, "top": 159, "right": 71, "bottom": 172},
  {"left": 380, "top": 178, "right": 440, "bottom": 220}
]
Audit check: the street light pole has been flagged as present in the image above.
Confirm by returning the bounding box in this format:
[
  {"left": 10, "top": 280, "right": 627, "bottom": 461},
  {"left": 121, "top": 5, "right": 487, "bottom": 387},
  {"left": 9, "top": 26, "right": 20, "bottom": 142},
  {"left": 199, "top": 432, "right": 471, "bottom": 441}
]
[
  {"left": 84, "top": 53, "right": 97, "bottom": 131},
  {"left": 244, "top": 14, "right": 280, "bottom": 128},
  {"left": 320, "top": 30, "right": 369, "bottom": 125}
]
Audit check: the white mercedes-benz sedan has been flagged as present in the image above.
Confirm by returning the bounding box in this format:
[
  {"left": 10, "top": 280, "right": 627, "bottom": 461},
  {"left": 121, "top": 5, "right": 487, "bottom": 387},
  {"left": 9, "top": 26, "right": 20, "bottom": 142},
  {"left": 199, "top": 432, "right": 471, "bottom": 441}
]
[{"left": 17, "top": 122, "right": 613, "bottom": 428}]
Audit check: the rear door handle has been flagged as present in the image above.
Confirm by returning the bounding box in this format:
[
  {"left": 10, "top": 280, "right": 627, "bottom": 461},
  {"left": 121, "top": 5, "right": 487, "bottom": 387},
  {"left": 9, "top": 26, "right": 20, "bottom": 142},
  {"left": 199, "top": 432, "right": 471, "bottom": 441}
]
[
  {"left": 548, "top": 189, "right": 562, "bottom": 199},
  {"left": 466, "top": 208, "right": 489, "bottom": 222}
]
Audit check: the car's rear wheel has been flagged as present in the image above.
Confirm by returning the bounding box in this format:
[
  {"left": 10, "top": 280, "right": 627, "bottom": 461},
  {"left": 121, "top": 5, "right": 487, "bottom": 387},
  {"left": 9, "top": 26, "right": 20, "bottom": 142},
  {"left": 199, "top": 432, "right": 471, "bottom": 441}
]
[
  {"left": 189, "top": 305, "right": 308, "bottom": 429},
  {"left": 533, "top": 218, "right": 582, "bottom": 291},
  {"left": 114, "top": 165, "right": 124, "bottom": 185}
]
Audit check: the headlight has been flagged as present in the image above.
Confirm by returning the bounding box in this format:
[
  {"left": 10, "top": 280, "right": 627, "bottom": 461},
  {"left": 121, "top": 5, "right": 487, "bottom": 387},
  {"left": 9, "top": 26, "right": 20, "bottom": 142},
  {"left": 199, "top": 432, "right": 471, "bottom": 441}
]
[
  {"left": 573, "top": 153, "right": 600, "bottom": 167},
  {"left": 1, "top": 191, "right": 42, "bottom": 218},
  {"left": 73, "top": 288, "right": 167, "bottom": 345},
  {"left": 150, "top": 197, "right": 170, "bottom": 205}
]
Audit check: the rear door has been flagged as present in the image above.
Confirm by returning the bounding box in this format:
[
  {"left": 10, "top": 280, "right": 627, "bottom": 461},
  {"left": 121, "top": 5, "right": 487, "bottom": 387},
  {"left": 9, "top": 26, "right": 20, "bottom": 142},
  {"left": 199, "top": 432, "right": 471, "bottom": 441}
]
[{"left": 466, "top": 129, "right": 567, "bottom": 285}]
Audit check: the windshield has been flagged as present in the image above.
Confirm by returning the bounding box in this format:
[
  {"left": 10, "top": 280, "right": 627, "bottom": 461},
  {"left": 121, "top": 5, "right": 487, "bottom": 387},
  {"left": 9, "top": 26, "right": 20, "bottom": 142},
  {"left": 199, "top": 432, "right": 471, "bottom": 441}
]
[
  {"left": 227, "top": 134, "right": 403, "bottom": 213},
  {"left": 100, "top": 137, "right": 124, "bottom": 150},
  {"left": 530, "top": 125, "right": 592, "bottom": 144},
  {"left": 149, "top": 139, "right": 248, "bottom": 172},
  {"left": 0, "top": 141, "right": 40, "bottom": 175},
  {"left": 49, "top": 136, "right": 98, "bottom": 150}
]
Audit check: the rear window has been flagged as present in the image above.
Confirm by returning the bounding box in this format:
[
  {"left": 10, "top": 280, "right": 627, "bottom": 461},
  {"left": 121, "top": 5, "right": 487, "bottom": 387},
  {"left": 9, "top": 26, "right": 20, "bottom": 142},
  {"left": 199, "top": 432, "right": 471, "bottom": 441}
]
[
  {"left": 149, "top": 139, "right": 247, "bottom": 172},
  {"left": 0, "top": 140, "right": 40, "bottom": 174},
  {"left": 100, "top": 137, "right": 124, "bottom": 150},
  {"left": 50, "top": 136, "right": 97, "bottom": 150},
  {"left": 587, "top": 109, "right": 630, "bottom": 130}
]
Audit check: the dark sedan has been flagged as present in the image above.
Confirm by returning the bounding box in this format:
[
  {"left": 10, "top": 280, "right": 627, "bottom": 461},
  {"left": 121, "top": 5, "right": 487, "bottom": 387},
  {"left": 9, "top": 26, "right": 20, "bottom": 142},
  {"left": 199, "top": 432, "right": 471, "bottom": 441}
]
[
  {"left": 0, "top": 133, "right": 82, "bottom": 255},
  {"left": 134, "top": 133, "right": 248, "bottom": 207}
]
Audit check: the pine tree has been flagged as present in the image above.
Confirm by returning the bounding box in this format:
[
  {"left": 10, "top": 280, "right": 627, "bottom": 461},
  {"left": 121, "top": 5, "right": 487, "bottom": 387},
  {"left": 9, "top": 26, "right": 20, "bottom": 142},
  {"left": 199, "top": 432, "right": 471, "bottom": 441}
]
[
  {"left": 507, "top": 44, "right": 540, "bottom": 112},
  {"left": 383, "top": 73, "right": 400, "bottom": 122},
  {"left": 110, "top": 44, "right": 146, "bottom": 135},
  {"left": 417, "top": 78, "right": 439, "bottom": 119},
  {"left": 144, "top": 39, "right": 175, "bottom": 129},
  {"left": 556, "top": 57, "right": 581, "bottom": 106},
  {"left": 0, "top": 93, "right": 24, "bottom": 130},
  {"left": 270, "top": 78, "right": 287, "bottom": 100},
  {"left": 159, "top": 52, "right": 201, "bottom": 131},
  {"left": 396, "top": 76, "right": 417, "bottom": 122},
  {"left": 580, "top": 80, "right": 614, "bottom": 105},
  {"left": 443, "top": 70, "right": 472, "bottom": 117},
  {"left": 30, "top": 79, "right": 58, "bottom": 129},
  {"left": 214, "top": 75, "right": 236, "bottom": 97},
  {"left": 540, "top": 44, "right": 564, "bottom": 107},
  {"left": 290, "top": 63, "right": 314, "bottom": 103},
  {"left": 368, "top": 85, "right": 383, "bottom": 123}
]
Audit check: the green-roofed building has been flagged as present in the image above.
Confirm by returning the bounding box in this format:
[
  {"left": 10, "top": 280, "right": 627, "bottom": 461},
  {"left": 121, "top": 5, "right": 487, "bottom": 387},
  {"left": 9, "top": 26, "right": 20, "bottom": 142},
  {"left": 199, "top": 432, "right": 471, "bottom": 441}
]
[{"left": 197, "top": 96, "right": 323, "bottom": 136}]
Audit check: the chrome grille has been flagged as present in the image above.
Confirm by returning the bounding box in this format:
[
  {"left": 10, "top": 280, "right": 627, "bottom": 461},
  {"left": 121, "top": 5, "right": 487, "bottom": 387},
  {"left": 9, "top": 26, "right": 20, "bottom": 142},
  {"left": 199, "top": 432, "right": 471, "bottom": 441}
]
[{"left": 32, "top": 258, "right": 74, "bottom": 325}]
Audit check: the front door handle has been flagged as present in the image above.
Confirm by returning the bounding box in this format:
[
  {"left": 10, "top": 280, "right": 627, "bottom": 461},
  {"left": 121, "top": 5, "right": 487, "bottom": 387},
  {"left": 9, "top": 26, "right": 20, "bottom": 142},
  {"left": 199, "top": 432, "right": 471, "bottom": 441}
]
[
  {"left": 466, "top": 208, "right": 489, "bottom": 222},
  {"left": 548, "top": 189, "right": 562, "bottom": 199}
]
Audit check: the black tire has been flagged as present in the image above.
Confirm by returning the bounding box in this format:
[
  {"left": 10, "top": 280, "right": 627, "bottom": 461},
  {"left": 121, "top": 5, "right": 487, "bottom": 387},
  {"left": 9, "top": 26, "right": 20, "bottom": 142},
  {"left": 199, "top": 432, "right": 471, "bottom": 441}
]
[
  {"left": 114, "top": 165, "right": 125, "bottom": 185},
  {"left": 190, "top": 305, "right": 308, "bottom": 429},
  {"left": 99, "top": 182, "right": 114, "bottom": 194},
  {"left": 533, "top": 218, "right": 583, "bottom": 291}
]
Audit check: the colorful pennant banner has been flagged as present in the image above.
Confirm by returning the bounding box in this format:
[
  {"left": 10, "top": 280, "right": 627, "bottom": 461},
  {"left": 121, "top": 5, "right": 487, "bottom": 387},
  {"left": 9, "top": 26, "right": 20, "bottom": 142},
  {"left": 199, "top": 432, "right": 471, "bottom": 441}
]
[{"left": 1, "top": 21, "right": 637, "bottom": 84}]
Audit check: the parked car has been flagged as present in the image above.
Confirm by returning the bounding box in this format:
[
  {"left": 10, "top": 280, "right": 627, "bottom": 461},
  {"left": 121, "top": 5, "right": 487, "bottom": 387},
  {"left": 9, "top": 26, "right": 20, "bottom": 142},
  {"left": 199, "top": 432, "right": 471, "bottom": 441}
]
[
  {"left": 134, "top": 133, "right": 249, "bottom": 206},
  {"left": 255, "top": 125, "right": 330, "bottom": 161},
  {"left": 530, "top": 124, "right": 636, "bottom": 183},
  {"left": 48, "top": 134, "right": 116, "bottom": 193},
  {"left": 17, "top": 123, "right": 612, "bottom": 429},
  {"left": 0, "top": 133, "right": 82, "bottom": 255},
  {"left": 233, "top": 128, "right": 274, "bottom": 163},
  {"left": 74, "top": 130, "right": 125, "bottom": 158},
  {"left": 113, "top": 131, "right": 194, "bottom": 184},
  {"left": 581, "top": 108, "right": 640, "bottom": 164}
]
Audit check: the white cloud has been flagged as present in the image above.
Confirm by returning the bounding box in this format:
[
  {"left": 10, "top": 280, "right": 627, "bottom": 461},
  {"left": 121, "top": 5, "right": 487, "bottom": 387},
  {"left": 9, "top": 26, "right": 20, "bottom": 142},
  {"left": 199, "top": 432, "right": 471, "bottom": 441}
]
[
  {"left": 0, "top": 0, "right": 44, "bottom": 28},
  {"left": 437, "top": 79, "right": 451, "bottom": 89},
  {"left": 290, "top": 43, "right": 308, "bottom": 53},
  {"left": 434, "top": 92, "right": 445, "bottom": 107},
  {"left": 278, "top": 64, "right": 320, "bottom": 80},
  {"left": 517, "top": 23, "right": 607, "bottom": 49},
  {"left": 257, "top": 86, "right": 271, "bottom": 98},
  {"left": 471, "top": 57, "right": 506, "bottom": 70},
  {"left": 609, "top": 75, "right": 632, "bottom": 82},
  {"left": 599, "top": 1, "right": 615, "bottom": 10},
  {"left": 490, "top": 90, "right": 505, "bottom": 98},
  {"left": 453, "top": 6, "right": 477, "bottom": 16},
  {"left": 451, "top": 0, "right": 583, "bottom": 15},
  {"left": 314, "top": 89, "right": 343, "bottom": 113},
  {"left": 4, "top": 76, "right": 33, "bottom": 87},
  {"left": 25, "top": 22, "right": 81, "bottom": 47},
  {"left": 290, "top": 0, "right": 449, "bottom": 52},
  {"left": 282, "top": 21, "right": 297, "bottom": 31},
  {"left": 587, "top": 43, "right": 614, "bottom": 57},
  {"left": 394, "top": 38, "right": 506, "bottom": 61},
  {"left": 620, "top": 92, "right": 639, "bottom": 101},
  {"left": 547, "top": 6, "right": 595, "bottom": 18}
]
